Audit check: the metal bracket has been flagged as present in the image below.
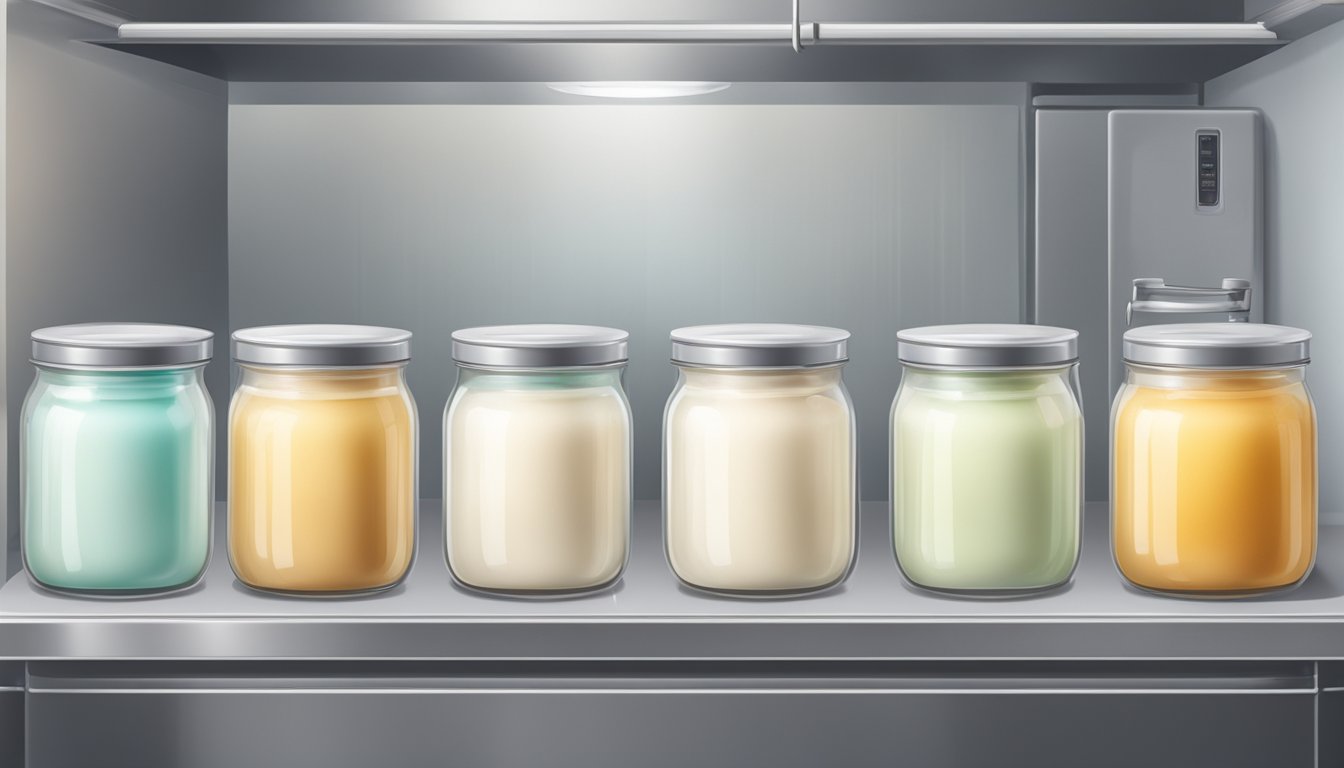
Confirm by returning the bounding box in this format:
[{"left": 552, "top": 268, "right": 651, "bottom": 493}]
[
  {"left": 792, "top": 0, "right": 803, "bottom": 51},
  {"left": 1126, "top": 277, "right": 1252, "bottom": 326}
]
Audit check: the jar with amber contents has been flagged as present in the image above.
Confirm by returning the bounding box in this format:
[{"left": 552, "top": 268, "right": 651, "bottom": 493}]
[
  {"left": 1112, "top": 323, "right": 1316, "bottom": 597},
  {"left": 229, "top": 325, "right": 417, "bottom": 595}
]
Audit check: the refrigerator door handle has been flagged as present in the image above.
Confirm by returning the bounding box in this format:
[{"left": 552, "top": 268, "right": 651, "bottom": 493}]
[{"left": 1127, "top": 277, "right": 1252, "bottom": 326}]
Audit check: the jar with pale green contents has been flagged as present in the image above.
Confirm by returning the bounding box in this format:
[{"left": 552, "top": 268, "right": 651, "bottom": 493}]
[
  {"left": 891, "top": 324, "right": 1082, "bottom": 596},
  {"left": 22, "top": 324, "right": 214, "bottom": 596}
]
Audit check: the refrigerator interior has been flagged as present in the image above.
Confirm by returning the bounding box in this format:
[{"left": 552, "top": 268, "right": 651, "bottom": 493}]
[{"left": 4, "top": 1, "right": 1344, "bottom": 765}]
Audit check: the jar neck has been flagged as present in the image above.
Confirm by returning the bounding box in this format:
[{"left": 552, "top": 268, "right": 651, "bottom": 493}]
[
  {"left": 456, "top": 365, "right": 625, "bottom": 390},
  {"left": 238, "top": 364, "right": 405, "bottom": 395},
  {"left": 676, "top": 364, "right": 844, "bottom": 392},
  {"left": 900, "top": 365, "right": 1073, "bottom": 392},
  {"left": 36, "top": 365, "right": 203, "bottom": 390},
  {"left": 1125, "top": 364, "right": 1305, "bottom": 391}
]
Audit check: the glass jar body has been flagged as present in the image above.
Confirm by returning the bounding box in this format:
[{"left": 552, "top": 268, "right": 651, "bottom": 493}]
[
  {"left": 664, "top": 365, "right": 856, "bottom": 596},
  {"left": 22, "top": 365, "right": 214, "bottom": 595},
  {"left": 228, "top": 365, "right": 417, "bottom": 594},
  {"left": 1112, "top": 364, "right": 1316, "bottom": 596},
  {"left": 444, "top": 366, "right": 632, "bottom": 595},
  {"left": 891, "top": 365, "right": 1083, "bottom": 594}
]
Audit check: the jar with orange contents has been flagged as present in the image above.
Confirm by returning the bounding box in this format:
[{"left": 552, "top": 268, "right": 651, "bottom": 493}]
[{"left": 1112, "top": 323, "right": 1316, "bottom": 597}]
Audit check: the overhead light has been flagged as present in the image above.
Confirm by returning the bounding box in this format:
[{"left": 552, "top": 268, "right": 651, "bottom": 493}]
[{"left": 546, "top": 81, "right": 732, "bottom": 99}]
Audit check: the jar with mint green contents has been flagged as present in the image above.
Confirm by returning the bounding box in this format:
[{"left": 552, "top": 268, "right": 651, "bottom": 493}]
[
  {"left": 892, "top": 324, "right": 1082, "bottom": 596},
  {"left": 22, "top": 324, "right": 214, "bottom": 595}
]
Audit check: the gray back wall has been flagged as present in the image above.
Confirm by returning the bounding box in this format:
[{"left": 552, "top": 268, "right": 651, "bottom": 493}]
[
  {"left": 228, "top": 102, "right": 1025, "bottom": 501},
  {"left": 1206, "top": 20, "right": 1344, "bottom": 522},
  {"left": 6, "top": 2, "right": 228, "bottom": 575}
]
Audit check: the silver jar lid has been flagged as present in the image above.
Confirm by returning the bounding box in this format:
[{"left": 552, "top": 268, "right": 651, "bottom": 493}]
[
  {"left": 1123, "top": 323, "right": 1310, "bottom": 369},
  {"left": 452, "top": 325, "right": 629, "bottom": 369},
  {"left": 670, "top": 324, "right": 849, "bottom": 368},
  {"left": 897, "top": 324, "right": 1079, "bottom": 368},
  {"left": 233, "top": 324, "right": 411, "bottom": 367},
  {"left": 32, "top": 323, "right": 213, "bottom": 369}
]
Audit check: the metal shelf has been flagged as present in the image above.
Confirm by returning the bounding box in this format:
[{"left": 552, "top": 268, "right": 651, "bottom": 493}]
[
  {"left": 4, "top": 502, "right": 1344, "bottom": 661},
  {"left": 19, "top": 0, "right": 1290, "bottom": 83}
]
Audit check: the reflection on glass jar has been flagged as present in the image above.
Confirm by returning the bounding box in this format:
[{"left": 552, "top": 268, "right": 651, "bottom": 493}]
[
  {"left": 22, "top": 323, "right": 215, "bottom": 595},
  {"left": 891, "top": 325, "right": 1082, "bottom": 596},
  {"left": 445, "top": 325, "right": 631, "bottom": 596},
  {"left": 664, "top": 324, "right": 856, "bottom": 597},
  {"left": 228, "top": 325, "right": 416, "bottom": 595},
  {"left": 1113, "top": 323, "right": 1316, "bottom": 597}
]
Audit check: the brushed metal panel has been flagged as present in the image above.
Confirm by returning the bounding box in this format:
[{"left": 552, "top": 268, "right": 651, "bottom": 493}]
[
  {"left": 1107, "top": 109, "right": 1264, "bottom": 398},
  {"left": 1206, "top": 18, "right": 1344, "bottom": 523},
  {"left": 1035, "top": 109, "right": 1111, "bottom": 502},
  {"left": 228, "top": 103, "right": 1024, "bottom": 502},
  {"left": 7, "top": 503, "right": 1344, "bottom": 661},
  {"left": 5, "top": 2, "right": 230, "bottom": 575},
  {"left": 0, "top": 688, "right": 20, "bottom": 768},
  {"left": 25, "top": 684, "right": 1315, "bottom": 768}
]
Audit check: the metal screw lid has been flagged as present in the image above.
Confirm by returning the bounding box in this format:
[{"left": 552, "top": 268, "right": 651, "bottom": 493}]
[
  {"left": 233, "top": 324, "right": 411, "bottom": 367},
  {"left": 1123, "top": 323, "right": 1310, "bottom": 369},
  {"left": 32, "top": 323, "right": 213, "bottom": 369},
  {"left": 897, "top": 324, "right": 1079, "bottom": 368},
  {"left": 670, "top": 324, "right": 849, "bottom": 368},
  {"left": 452, "top": 325, "right": 629, "bottom": 369}
]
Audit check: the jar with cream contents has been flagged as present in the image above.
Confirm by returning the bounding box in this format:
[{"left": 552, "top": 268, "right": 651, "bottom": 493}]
[
  {"left": 445, "top": 325, "right": 631, "bottom": 596},
  {"left": 891, "top": 325, "right": 1083, "bottom": 595},
  {"left": 664, "top": 324, "right": 856, "bottom": 596},
  {"left": 1113, "top": 323, "right": 1316, "bottom": 597},
  {"left": 228, "top": 325, "right": 417, "bottom": 595}
]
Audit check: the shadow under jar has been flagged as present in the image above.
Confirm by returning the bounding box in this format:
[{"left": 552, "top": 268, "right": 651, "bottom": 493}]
[
  {"left": 22, "top": 323, "right": 215, "bottom": 596},
  {"left": 228, "top": 325, "right": 417, "bottom": 596},
  {"left": 664, "top": 324, "right": 856, "bottom": 597},
  {"left": 445, "top": 325, "right": 631, "bottom": 596},
  {"left": 1113, "top": 323, "right": 1316, "bottom": 598},
  {"left": 892, "top": 325, "right": 1083, "bottom": 596}
]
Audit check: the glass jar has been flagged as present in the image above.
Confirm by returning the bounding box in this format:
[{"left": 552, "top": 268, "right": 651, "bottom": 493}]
[
  {"left": 891, "top": 325, "right": 1083, "bottom": 595},
  {"left": 228, "top": 325, "right": 417, "bottom": 595},
  {"left": 22, "top": 323, "right": 214, "bottom": 595},
  {"left": 1113, "top": 323, "right": 1316, "bottom": 597},
  {"left": 445, "top": 325, "right": 631, "bottom": 596},
  {"left": 664, "top": 324, "right": 856, "bottom": 596}
]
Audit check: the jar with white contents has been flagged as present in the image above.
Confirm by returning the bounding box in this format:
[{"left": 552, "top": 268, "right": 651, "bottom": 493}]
[
  {"left": 445, "top": 325, "right": 632, "bottom": 596},
  {"left": 663, "top": 324, "right": 856, "bottom": 596}
]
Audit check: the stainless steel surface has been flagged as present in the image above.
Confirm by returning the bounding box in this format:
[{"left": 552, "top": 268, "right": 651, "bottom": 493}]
[
  {"left": 115, "top": 20, "right": 1277, "bottom": 45},
  {"left": 31, "top": 323, "right": 213, "bottom": 369},
  {"left": 19, "top": 664, "right": 1318, "bottom": 767},
  {"left": 1249, "top": 0, "right": 1344, "bottom": 39},
  {"left": 1206, "top": 16, "right": 1344, "bottom": 523},
  {"left": 5, "top": 502, "right": 1344, "bottom": 660},
  {"left": 229, "top": 102, "right": 1023, "bottom": 503},
  {"left": 1034, "top": 108, "right": 1110, "bottom": 502},
  {"left": 896, "top": 324, "right": 1078, "bottom": 368},
  {"left": 119, "top": 21, "right": 811, "bottom": 44},
  {"left": 33, "top": 0, "right": 1256, "bottom": 25},
  {"left": 1122, "top": 322, "right": 1310, "bottom": 368},
  {"left": 1107, "top": 109, "right": 1264, "bottom": 400},
  {"left": 817, "top": 21, "right": 1276, "bottom": 43},
  {"left": 97, "top": 41, "right": 1286, "bottom": 83},
  {"left": 452, "top": 325, "right": 628, "bottom": 369},
  {"left": 669, "top": 324, "right": 849, "bottom": 369},
  {"left": 231, "top": 325, "right": 412, "bottom": 367},
  {"left": 0, "top": 686, "right": 20, "bottom": 768},
  {"left": 7, "top": 1, "right": 230, "bottom": 576}
]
